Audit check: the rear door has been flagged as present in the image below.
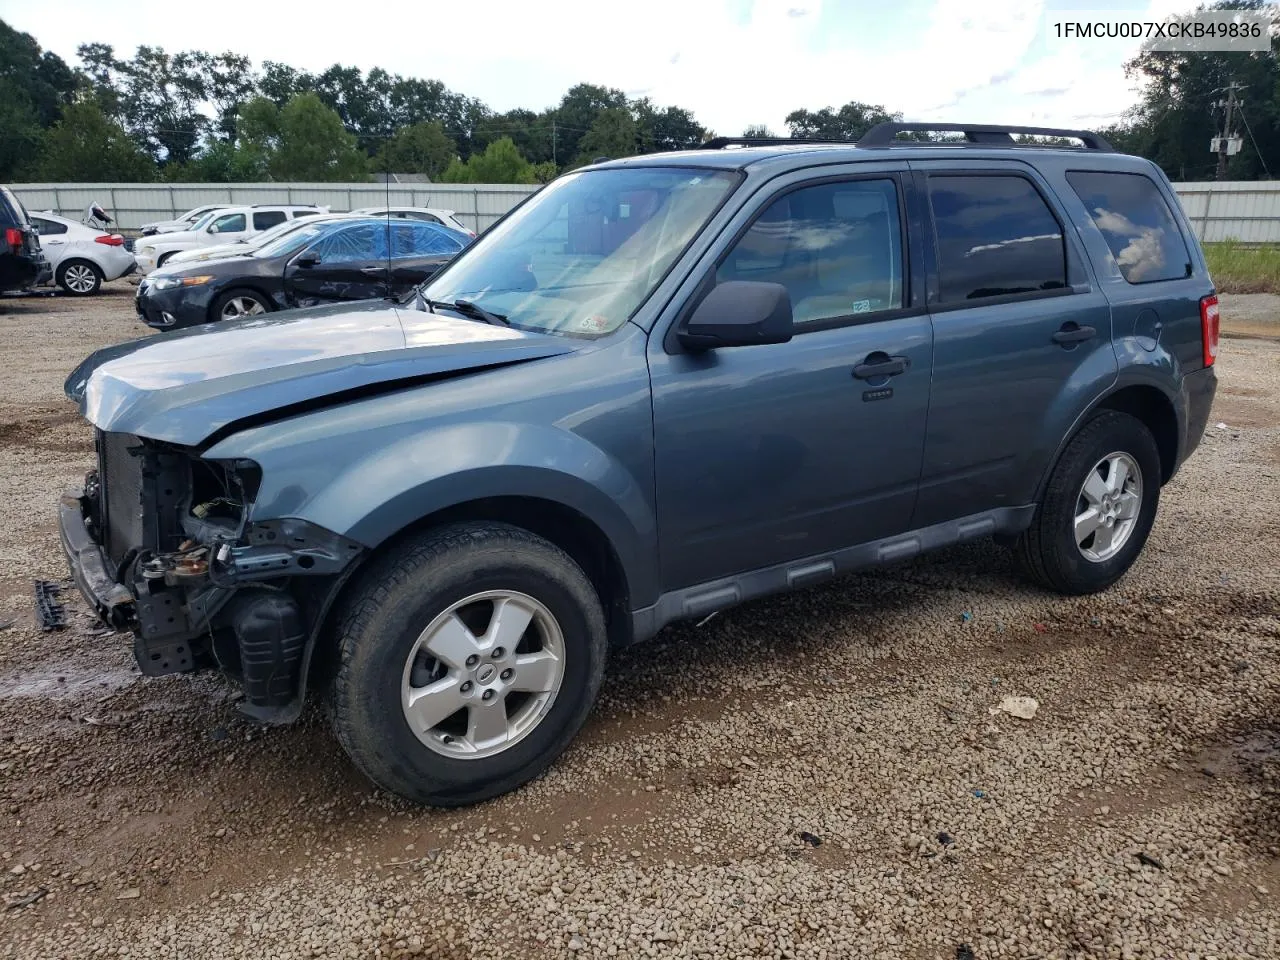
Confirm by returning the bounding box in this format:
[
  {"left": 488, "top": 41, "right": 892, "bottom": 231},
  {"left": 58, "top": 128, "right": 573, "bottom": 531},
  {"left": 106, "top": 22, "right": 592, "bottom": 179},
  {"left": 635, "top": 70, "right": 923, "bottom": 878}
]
[
  {"left": 909, "top": 160, "right": 1117, "bottom": 526},
  {"left": 284, "top": 223, "right": 389, "bottom": 305},
  {"left": 386, "top": 222, "right": 464, "bottom": 293}
]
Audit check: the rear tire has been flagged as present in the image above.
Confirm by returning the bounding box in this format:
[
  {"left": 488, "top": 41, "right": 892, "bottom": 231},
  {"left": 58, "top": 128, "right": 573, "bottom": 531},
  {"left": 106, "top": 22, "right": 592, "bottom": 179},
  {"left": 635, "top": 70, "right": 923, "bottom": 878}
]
[
  {"left": 56, "top": 259, "right": 102, "bottom": 296},
  {"left": 327, "top": 522, "right": 608, "bottom": 806},
  {"left": 1014, "top": 410, "right": 1161, "bottom": 595}
]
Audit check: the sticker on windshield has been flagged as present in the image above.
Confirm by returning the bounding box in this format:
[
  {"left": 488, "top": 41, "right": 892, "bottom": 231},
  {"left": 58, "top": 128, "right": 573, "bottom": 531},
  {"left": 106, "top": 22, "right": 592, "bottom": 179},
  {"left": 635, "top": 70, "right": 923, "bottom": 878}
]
[
  {"left": 577, "top": 315, "right": 610, "bottom": 333},
  {"left": 851, "top": 299, "right": 872, "bottom": 313}
]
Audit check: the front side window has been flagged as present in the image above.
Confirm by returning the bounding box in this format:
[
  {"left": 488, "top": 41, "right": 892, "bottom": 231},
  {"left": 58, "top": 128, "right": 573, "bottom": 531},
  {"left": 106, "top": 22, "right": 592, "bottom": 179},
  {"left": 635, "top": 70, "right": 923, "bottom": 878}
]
[
  {"left": 929, "top": 175, "right": 1067, "bottom": 303},
  {"left": 423, "top": 167, "right": 740, "bottom": 337},
  {"left": 210, "top": 212, "right": 246, "bottom": 234},
  {"left": 1066, "top": 170, "right": 1191, "bottom": 283},
  {"left": 311, "top": 224, "right": 381, "bottom": 264},
  {"left": 717, "top": 179, "right": 904, "bottom": 325}
]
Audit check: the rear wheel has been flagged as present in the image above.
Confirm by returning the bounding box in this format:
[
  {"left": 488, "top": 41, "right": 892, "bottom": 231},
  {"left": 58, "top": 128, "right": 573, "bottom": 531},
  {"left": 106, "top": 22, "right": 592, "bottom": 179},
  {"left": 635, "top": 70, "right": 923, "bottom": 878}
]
[
  {"left": 1014, "top": 410, "right": 1162, "bottom": 594},
  {"left": 210, "top": 288, "right": 270, "bottom": 323},
  {"left": 327, "top": 522, "right": 608, "bottom": 806},
  {"left": 56, "top": 259, "right": 102, "bottom": 296}
]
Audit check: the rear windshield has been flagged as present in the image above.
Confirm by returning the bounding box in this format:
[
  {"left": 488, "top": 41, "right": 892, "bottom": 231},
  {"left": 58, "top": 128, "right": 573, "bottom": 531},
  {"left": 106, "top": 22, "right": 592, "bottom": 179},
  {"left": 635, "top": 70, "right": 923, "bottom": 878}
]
[{"left": 0, "top": 187, "right": 29, "bottom": 226}]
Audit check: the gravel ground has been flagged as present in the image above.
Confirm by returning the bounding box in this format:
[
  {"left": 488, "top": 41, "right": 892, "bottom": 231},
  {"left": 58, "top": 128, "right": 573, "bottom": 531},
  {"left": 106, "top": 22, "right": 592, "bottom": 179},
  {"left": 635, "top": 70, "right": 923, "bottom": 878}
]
[{"left": 1, "top": 282, "right": 1279, "bottom": 959}]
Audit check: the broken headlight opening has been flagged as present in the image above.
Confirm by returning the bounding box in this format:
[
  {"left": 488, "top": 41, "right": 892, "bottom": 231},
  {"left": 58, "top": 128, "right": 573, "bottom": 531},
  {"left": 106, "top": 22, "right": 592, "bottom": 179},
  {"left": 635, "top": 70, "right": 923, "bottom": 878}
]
[{"left": 79, "top": 432, "right": 364, "bottom": 721}]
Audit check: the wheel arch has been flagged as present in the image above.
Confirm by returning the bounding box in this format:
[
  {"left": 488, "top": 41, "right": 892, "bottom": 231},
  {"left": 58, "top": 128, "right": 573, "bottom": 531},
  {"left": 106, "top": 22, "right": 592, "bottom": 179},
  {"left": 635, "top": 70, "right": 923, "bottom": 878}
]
[
  {"left": 1034, "top": 381, "right": 1180, "bottom": 504},
  {"left": 303, "top": 495, "right": 633, "bottom": 707}
]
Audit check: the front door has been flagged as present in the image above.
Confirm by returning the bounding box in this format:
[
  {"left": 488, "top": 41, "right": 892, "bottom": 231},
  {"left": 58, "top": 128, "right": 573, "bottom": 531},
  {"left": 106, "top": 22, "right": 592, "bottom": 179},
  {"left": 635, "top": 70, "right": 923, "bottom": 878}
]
[
  {"left": 909, "top": 162, "right": 1117, "bottom": 527},
  {"left": 648, "top": 170, "right": 934, "bottom": 590},
  {"left": 284, "top": 222, "right": 389, "bottom": 306}
]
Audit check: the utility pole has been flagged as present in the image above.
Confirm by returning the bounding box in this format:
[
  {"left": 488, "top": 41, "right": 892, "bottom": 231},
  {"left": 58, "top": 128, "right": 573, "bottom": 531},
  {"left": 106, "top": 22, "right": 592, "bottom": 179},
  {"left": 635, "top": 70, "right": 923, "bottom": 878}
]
[
  {"left": 552, "top": 119, "right": 557, "bottom": 167},
  {"left": 1214, "top": 82, "right": 1243, "bottom": 181}
]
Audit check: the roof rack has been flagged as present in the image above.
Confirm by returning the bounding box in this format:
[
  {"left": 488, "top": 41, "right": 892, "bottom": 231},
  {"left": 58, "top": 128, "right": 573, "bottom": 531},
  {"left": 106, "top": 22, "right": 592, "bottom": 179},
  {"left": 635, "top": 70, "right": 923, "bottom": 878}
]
[
  {"left": 699, "top": 136, "right": 852, "bottom": 150},
  {"left": 856, "top": 122, "right": 1114, "bottom": 151}
]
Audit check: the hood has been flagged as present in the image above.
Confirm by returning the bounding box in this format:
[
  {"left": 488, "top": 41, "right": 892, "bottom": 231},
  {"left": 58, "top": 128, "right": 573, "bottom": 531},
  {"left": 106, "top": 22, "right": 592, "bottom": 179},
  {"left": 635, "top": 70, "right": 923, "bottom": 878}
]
[
  {"left": 168, "top": 240, "right": 254, "bottom": 264},
  {"left": 65, "top": 301, "right": 579, "bottom": 446},
  {"left": 139, "top": 228, "right": 205, "bottom": 249}
]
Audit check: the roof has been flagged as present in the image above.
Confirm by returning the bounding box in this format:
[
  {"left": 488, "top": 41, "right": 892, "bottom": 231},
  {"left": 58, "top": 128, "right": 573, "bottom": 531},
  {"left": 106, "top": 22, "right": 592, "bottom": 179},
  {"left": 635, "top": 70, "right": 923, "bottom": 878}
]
[{"left": 588, "top": 122, "right": 1138, "bottom": 175}]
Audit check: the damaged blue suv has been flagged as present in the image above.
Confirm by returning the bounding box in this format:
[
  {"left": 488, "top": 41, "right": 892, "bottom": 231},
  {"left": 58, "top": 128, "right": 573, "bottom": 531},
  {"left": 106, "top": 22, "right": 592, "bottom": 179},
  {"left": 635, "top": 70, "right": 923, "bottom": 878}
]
[{"left": 60, "top": 124, "right": 1218, "bottom": 806}]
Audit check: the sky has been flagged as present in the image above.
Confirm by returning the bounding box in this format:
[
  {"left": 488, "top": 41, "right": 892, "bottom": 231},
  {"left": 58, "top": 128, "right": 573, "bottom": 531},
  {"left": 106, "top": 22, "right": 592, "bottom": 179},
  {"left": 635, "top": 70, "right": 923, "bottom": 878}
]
[{"left": 1, "top": 0, "right": 1205, "bottom": 136}]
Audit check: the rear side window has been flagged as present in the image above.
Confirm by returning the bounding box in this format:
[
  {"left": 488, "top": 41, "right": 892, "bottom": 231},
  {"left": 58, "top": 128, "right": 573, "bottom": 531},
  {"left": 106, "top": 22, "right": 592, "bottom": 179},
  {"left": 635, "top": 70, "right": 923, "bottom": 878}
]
[
  {"left": 292, "top": 210, "right": 320, "bottom": 219},
  {"left": 0, "top": 188, "right": 25, "bottom": 226},
  {"left": 928, "top": 175, "right": 1067, "bottom": 303},
  {"left": 253, "top": 210, "right": 287, "bottom": 230},
  {"left": 1065, "top": 171, "right": 1191, "bottom": 283},
  {"left": 717, "top": 178, "right": 905, "bottom": 325},
  {"left": 402, "top": 223, "right": 463, "bottom": 255},
  {"left": 31, "top": 217, "right": 67, "bottom": 235}
]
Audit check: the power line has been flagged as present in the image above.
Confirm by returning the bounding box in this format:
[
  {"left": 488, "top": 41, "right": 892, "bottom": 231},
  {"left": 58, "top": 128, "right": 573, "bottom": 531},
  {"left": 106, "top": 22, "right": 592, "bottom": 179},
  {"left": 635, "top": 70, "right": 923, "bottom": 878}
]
[{"left": 1236, "top": 103, "right": 1273, "bottom": 179}]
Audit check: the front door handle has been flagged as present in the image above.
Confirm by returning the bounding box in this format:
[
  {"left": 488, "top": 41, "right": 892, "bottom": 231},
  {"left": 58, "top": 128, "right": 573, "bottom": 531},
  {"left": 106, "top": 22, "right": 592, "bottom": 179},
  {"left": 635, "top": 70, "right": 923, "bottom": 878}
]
[
  {"left": 1052, "top": 323, "right": 1096, "bottom": 346},
  {"left": 360, "top": 266, "right": 389, "bottom": 276},
  {"left": 852, "top": 355, "right": 908, "bottom": 380}
]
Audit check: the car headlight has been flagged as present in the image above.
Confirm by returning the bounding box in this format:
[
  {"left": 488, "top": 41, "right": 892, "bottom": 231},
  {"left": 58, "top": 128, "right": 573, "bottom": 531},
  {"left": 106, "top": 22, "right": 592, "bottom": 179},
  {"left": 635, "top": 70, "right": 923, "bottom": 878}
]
[
  {"left": 151, "top": 275, "right": 214, "bottom": 291},
  {"left": 139, "top": 246, "right": 155, "bottom": 256}
]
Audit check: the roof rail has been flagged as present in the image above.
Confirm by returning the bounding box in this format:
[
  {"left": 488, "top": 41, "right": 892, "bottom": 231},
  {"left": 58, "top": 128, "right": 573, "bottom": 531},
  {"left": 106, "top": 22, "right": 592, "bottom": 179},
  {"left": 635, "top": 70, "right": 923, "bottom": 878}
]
[
  {"left": 699, "top": 136, "right": 852, "bottom": 150},
  {"left": 856, "top": 122, "right": 1114, "bottom": 151}
]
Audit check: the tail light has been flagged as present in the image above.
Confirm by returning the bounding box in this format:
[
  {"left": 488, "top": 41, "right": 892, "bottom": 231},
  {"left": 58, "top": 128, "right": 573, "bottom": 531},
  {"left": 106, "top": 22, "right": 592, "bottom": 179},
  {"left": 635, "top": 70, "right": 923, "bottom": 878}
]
[
  {"left": 95, "top": 234, "right": 125, "bottom": 246},
  {"left": 4, "top": 227, "right": 22, "bottom": 250},
  {"left": 1200, "top": 294, "right": 1220, "bottom": 367}
]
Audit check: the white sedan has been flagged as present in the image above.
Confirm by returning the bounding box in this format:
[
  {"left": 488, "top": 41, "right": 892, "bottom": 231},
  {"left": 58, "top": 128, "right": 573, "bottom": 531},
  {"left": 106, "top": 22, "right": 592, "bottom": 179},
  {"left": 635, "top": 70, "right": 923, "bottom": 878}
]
[
  {"left": 29, "top": 211, "right": 136, "bottom": 295},
  {"left": 350, "top": 206, "right": 476, "bottom": 237}
]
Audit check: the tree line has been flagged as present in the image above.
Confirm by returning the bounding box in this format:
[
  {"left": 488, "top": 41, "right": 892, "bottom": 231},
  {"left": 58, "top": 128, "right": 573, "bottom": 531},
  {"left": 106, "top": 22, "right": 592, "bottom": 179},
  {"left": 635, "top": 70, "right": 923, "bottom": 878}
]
[{"left": 1, "top": 1, "right": 1276, "bottom": 185}]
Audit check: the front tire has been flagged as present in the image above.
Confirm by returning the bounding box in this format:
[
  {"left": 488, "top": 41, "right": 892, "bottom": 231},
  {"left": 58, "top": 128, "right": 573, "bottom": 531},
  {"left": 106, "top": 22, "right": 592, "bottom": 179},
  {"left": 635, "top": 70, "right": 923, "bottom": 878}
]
[
  {"left": 56, "top": 259, "right": 103, "bottom": 296},
  {"left": 210, "top": 288, "right": 270, "bottom": 323},
  {"left": 1014, "top": 410, "right": 1162, "bottom": 595},
  {"left": 328, "top": 522, "right": 608, "bottom": 806}
]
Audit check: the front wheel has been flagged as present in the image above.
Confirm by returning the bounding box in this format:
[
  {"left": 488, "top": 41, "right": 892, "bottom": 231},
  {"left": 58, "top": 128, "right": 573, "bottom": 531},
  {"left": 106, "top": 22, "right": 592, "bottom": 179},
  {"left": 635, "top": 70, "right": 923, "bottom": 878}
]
[
  {"left": 210, "top": 288, "right": 270, "bottom": 323},
  {"left": 327, "top": 522, "right": 608, "bottom": 806},
  {"left": 1014, "top": 410, "right": 1162, "bottom": 595}
]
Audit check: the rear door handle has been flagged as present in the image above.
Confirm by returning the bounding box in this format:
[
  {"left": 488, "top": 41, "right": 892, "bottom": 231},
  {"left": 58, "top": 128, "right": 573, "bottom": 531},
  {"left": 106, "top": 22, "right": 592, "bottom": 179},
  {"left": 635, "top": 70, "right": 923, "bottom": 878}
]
[
  {"left": 1052, "top": 323, "right": 1096, "bottom": 346},
  {"left": 852, "top": 355, "right": 908, "bottom": 380}
]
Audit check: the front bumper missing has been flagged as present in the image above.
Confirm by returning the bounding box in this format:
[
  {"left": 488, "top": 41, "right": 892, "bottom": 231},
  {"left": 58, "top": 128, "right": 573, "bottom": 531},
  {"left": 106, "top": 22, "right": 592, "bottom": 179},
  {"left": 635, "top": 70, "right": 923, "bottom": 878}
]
[{"left": 58, "top": 492, "right": 135, "bottom": 628}]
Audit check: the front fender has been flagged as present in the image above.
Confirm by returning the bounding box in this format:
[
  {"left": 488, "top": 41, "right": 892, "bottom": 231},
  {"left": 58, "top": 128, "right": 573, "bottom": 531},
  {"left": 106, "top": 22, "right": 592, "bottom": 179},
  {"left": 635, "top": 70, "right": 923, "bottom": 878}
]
[{"left": 212, "top": 420, "right": 658, "bottom": 608}]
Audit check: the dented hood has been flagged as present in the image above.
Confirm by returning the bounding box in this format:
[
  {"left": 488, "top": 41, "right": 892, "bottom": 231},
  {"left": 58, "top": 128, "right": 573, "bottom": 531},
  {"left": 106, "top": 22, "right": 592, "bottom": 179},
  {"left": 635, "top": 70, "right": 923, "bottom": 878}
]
[{"left": 65, "top": 300, "right": 578, "bottom": 446}]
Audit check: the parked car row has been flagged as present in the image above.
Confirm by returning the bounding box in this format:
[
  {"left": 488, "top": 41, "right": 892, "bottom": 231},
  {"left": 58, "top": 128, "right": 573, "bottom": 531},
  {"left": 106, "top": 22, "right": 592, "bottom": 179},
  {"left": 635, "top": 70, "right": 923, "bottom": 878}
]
[
  {"left": 0, "top": 188, "right": 478, "bottom": 301},
  {"left": 136, "top": 214, "right": 470, "bottom": 329}
]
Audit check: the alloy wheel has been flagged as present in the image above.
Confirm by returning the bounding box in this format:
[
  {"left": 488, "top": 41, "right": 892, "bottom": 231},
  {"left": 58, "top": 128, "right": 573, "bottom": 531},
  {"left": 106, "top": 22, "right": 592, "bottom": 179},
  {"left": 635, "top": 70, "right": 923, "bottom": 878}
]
[
  {"left": 63, "top": 263, "right": 98, "bottom": 294},
  {"left": 1074, "top": 451, "right": 1142, "bottom": 562},
  {"left": 221, "top": 296, "right": 266, "bottom": 320},
  {"left": 400, "top": 591, "right": 566, "bottom": 759}
]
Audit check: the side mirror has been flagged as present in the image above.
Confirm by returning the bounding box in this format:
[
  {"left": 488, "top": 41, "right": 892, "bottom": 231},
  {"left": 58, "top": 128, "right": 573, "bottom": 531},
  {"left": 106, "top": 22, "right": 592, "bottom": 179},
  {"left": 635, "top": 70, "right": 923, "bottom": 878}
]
[
  {"left": 294, "top": 252, "right": 320, "bottom": 268},
  {"left": 678, "top": 280, "right": 793, "bottom": 351},
  {"left": 208, "top": 224, "right": 220, "bottom": 234}
]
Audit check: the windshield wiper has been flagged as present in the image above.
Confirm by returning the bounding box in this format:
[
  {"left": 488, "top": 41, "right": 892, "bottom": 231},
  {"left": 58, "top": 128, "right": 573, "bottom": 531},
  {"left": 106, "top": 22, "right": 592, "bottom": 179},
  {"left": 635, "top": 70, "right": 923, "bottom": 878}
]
[{"left": 424, "top": 297, "right": 510, "bottom": 326}]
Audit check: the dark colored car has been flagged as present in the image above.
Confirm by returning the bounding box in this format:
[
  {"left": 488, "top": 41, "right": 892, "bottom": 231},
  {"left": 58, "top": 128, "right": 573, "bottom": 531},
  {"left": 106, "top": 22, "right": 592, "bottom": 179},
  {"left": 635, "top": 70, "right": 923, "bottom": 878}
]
[
  {"left": 0, "top": 186, "right": 50, "bottom": 294},
  {"left": 61, "top": 123, "right": 1217, "bottom": 807},
  {"left": 135, "top": 217, "right": 471, "bottom": 329}
]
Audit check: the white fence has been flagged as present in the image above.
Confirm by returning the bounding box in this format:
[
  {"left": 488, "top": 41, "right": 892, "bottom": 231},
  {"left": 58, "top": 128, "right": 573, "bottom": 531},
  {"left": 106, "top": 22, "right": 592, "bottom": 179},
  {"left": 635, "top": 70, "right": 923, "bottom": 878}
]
[
  {"left": 1171, "top": 181, "right": 1280, "bottom": 244},
  {"left": 10, "top": 183, "right": 540, "bottom": 234},
  {"left": 10, "top": 179, "right": 1280, "bottom": 243}
]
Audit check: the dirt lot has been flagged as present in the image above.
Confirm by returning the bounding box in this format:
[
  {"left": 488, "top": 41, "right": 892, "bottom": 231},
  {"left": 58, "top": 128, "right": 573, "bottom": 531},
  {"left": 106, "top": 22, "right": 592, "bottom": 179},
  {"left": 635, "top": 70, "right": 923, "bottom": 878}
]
[{"left": 0, "top": 282, "right": 1278, "bottom": 959}]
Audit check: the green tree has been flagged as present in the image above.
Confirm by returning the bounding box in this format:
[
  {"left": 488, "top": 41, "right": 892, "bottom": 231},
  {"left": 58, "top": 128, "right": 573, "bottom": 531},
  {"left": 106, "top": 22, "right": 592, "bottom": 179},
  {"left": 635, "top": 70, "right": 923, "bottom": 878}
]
[
  {"left": 35, "top": 98, "right": 155, "bottom": 181},
  {"left": 376, "top": 121, "right": 457, "bottom": 178},
  {"left": 268, "top": 93, "right": 367, "bottom": 180},
  {"left": 0, "top": 20, "right": 79, "bottom": 179},
  {"left": 743, "top": 124, "right": 776, "bottom": 138},
  {"left": 1104, "top": 0, "right": 1279, "bottom": 181},
  {"left": 165, "top": 139, "right": 266, "bottom": 182},
  {"left": 634, "top": 100, "right": 707, "bottom": 152},
  {"left": 576, "top": 107, "right": 639, "bottom": 163},
  {"left": 553, "top": 83, "right": 629, "bottom": 163},
  {"left": 785, "top": 101, "right": 900, "bottom": 140},
  {"left": 440, "top": 137, "right": 534, "bottom": 183}
]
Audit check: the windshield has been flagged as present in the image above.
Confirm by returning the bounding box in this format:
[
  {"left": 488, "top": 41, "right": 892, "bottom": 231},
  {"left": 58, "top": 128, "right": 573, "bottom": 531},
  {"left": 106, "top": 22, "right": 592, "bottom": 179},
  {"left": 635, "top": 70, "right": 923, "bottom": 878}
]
[
  {"left": 253, "top": 222, "right": 330, "bottom": 259},
  {"left": 246, "top": 216, "right": 317, "bottom": 248},
  {"left": 187, "top": 210, "right": 220, "bottom": 233},
  {"left": 421, "top": 166, "right": 739, "bottom": 337}
]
